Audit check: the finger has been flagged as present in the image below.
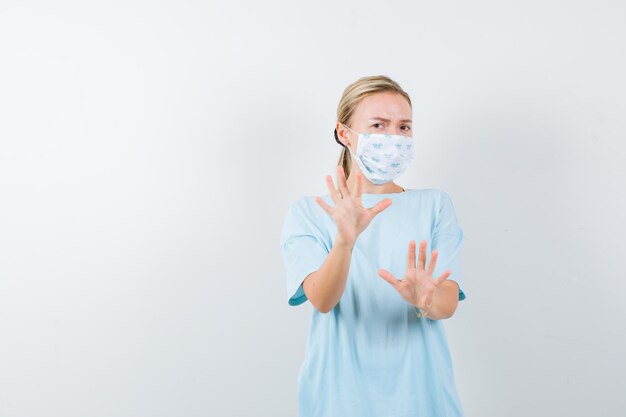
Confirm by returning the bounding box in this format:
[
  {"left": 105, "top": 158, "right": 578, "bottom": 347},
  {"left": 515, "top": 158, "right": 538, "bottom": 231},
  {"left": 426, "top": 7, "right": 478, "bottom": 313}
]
[
  {"left": 378, "top": 268, "right": 400, "bottom": 290},
  {"left": 421, "top": 292, "right": 433, "bottom": 309},
  {"left": 315, "top": 196, "right": 333, "bottom": 215},
  {"left": 336, "top": 165, "right": 350, "bottom": 198},
  {"left": 354, "top": 172, "right": 363, "bottom": 200},
  {"left": 367, "top": 198, "right": 392, "bottom": 219},
  {"left": 427, "top": 249, "right": 438, "bottom": 276},
  {"left": 425, "top": 292, "right": 435, "bottom": 309},
  {"left": 434, "top": 269, "right": 451, "bottom": 286},
  {"left": 406, "top": 240, "right": 416, "bottom": 270},
  {"left": 325, "top": 174, "right": 341, "bottom": 203},
  {"left": 417, "top": 240, "right": 427, "bottom": 270}
]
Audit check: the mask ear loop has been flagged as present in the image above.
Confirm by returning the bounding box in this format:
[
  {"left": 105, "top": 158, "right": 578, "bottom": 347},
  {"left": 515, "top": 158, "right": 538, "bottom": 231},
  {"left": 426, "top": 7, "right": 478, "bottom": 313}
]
[
  {"left": 335, "top": 124, "right": 358, "bottom": 149},
  {"left": 338, "top": 124, "right": 362, "bottom": 163},
  {"left": 333, "top": 129, "right": 346, "bottom": 148}
]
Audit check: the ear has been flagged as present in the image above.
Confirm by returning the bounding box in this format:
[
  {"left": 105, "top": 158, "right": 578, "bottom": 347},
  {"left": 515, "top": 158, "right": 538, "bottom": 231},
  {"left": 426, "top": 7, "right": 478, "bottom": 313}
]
[{"left": 335, "top": 122, "right": 350, "bottom": 147}]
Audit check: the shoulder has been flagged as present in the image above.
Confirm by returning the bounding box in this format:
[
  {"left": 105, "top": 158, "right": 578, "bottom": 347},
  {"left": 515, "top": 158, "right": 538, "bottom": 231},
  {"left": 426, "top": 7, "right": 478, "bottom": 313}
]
[
  {"left": 282, "top": 195, "right": 330, "bottom": 227},
  {"left": 285, "top": 195, "right": 326, "bottom": 215},
  {"left": 280, "top": 195, "right": 332, "bottom": 244},
  {"left": 406, "top": 189, "right": 460, "bottom": 224},
  {"left": 408, "top": 187, "right": 454, "bottom": 206}
]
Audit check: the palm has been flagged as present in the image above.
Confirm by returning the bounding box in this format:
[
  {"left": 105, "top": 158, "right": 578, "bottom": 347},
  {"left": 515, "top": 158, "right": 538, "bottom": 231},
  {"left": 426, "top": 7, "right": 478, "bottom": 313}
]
[
  {"left": 378, "top": 240, "right": 452, "bottom": 311},
  {"left": 330, "top": 196, "right": 378, "bottom": 244},
  {"left": 315, "top": 166, "right": 391, "bottom": 245}
]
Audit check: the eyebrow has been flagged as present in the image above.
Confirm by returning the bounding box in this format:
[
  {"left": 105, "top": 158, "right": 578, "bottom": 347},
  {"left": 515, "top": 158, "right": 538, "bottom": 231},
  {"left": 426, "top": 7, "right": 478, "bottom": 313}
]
[{"left": 368, "top": 117, "right": 413, "bottom": 123}]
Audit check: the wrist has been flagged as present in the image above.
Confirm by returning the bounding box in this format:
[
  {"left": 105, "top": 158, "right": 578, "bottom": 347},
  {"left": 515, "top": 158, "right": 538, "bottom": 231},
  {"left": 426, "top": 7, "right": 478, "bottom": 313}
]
[
  {"left": 414, "top": 291, "right": 436, "bottom": 318},
  {"left": 414, "top": 305, "right": 430, "bottom": 318},
  {"left": 334, "top": 235, "right": 355, "bottom": 250}
]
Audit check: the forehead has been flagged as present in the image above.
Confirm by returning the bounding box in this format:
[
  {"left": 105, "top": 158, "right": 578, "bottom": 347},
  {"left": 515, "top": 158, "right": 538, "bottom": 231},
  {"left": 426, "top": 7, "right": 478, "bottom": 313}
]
[{"left": 353, "top": 92, "right": 412, "bottom": 121}]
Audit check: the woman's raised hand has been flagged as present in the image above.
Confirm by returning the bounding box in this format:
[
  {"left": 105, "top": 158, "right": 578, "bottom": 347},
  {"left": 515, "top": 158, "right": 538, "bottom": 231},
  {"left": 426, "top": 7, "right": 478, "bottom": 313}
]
[
  {"left": 378, "top": 240, "right": 452, "bottom": 311},
  {"left": 315, "top": 166, "right": 392, "bottom": 247}
]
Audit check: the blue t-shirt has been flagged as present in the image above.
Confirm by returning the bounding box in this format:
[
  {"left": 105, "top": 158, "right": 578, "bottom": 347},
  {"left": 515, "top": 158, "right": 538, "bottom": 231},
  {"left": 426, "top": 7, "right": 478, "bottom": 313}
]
[{"left": 280, "top": 188, "right": 467, "bottom": 417}]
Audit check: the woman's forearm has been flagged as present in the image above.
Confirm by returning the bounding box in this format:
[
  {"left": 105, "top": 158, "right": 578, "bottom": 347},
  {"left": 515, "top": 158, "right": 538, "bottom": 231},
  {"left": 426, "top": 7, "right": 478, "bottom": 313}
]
[
  {"left": 419, "top": 280, "right": 460, "bottom": 320},
  {"left": 302, "top": 235, "right": 354, "bottom": 313}
]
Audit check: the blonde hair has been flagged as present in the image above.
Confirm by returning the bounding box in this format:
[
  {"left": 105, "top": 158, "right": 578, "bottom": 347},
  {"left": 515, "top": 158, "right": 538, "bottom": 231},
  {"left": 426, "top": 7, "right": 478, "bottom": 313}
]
[{"left": 335, "top": 75, "right": 412, "bottom": 177}]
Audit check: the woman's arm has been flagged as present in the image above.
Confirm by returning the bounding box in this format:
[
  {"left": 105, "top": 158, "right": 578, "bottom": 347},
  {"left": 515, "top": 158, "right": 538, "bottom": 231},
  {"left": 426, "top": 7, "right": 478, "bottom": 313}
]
[
  {"left": 419, "top": 280, "right": 460, "bottom": 320},
  {"left": 308, "top": 167, "right": 391, "bottom": 313},
  {"left": 378, "top": 240, "right": 461, "bottom": 320},
  {"left": 302, "top": 234, "right": 354, "bottom": 314}
]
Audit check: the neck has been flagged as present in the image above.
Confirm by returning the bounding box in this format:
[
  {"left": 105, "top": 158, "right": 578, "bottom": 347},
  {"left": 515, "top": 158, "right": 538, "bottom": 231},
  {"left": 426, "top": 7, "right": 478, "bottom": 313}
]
[{"left": 346, "top": 173, "right": 405, "bottom": 195}]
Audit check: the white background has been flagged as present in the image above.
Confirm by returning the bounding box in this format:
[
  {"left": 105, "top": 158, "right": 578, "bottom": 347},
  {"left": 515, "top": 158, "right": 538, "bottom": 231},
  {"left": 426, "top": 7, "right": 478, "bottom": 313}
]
[{"left": 1, "top": 1, "right": 625, "bottom": 416}]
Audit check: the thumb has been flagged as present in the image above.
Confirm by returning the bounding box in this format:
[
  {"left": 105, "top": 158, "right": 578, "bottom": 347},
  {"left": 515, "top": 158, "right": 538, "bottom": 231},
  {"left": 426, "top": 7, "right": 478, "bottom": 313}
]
[
  {"left": 368, "top": 198, "right": 392, "bottom": 219},
  {"left": 378, "top": 268, "right": 400, "bottom": 290},
  {"left": 434, "top": 269, "right": 452, "bottom": 286}
]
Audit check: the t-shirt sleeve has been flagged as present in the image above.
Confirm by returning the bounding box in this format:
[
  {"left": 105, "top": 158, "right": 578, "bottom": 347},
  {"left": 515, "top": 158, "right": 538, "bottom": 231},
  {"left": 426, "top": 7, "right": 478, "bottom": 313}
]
[
  {"left": 279, "top": 201, "right": 330, "bottom": 306},
  {"left": 431, "top": 191, "right": 467, "bottom": 301}
]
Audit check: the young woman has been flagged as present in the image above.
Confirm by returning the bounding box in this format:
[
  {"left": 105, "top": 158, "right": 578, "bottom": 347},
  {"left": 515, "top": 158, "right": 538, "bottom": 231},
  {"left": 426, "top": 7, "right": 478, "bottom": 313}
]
[{"left": 280, "top": 75, "right": 467, "bottom": 417}]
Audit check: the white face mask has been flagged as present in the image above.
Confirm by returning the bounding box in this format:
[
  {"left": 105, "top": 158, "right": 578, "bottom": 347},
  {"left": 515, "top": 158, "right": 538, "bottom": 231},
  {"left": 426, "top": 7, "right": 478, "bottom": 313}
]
[{"left": 343, "top": 124, "right": 415, "bottom": 185}]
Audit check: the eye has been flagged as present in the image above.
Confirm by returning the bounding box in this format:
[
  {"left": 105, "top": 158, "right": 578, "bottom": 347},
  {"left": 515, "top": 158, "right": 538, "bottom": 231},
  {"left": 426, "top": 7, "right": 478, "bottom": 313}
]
[
  {"left": 372, "top": 123, "right": 384, "bottom": 129},
  {"left": 400, "top": 125, "right": 412, "bottom": 132}
]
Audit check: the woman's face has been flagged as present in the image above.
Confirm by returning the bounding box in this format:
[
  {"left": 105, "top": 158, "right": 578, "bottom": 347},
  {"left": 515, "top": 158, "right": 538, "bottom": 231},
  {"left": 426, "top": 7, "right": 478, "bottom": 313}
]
[{"left": 336, "top": 92, "right": 413, "bottom": 153}]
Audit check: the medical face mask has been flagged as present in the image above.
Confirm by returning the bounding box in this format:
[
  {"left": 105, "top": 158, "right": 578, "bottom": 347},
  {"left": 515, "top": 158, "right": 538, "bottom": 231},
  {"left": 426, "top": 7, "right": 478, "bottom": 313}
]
[{"left": 343, "top": 124, "right": 415, "bottom": 185}]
